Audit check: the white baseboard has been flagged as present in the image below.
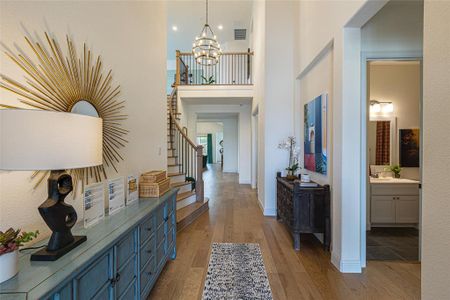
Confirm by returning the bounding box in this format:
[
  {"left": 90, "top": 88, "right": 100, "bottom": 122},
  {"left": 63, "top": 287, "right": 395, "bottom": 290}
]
[
  {"left": 331, "top": 252, "right": 362, "bottom": 273},
  {"left": 239, "top": 179, "right": 251, "bottom": 185},
  {"left": 263, "top": 207, "right": 276, "bottom": 216}
]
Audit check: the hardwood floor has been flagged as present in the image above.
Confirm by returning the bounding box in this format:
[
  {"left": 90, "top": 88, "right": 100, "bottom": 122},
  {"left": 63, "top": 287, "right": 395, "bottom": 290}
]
[{"left": 149, "top": 164, "right": 420, "bottom": 299}]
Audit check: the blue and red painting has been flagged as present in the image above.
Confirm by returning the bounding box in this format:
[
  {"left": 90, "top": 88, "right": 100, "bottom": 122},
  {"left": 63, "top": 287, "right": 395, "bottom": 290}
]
[{"left": 304, "top": 94, "right": 327, "bottom": 175}]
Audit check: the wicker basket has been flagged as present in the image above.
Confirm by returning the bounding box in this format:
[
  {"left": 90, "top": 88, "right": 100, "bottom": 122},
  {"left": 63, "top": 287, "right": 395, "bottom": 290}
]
[
  {"left": 140, "top": 170, "right": 167, "bottom": 183},
  {"left": 139, "top": 177, "right": 171, "bottom": 198}
]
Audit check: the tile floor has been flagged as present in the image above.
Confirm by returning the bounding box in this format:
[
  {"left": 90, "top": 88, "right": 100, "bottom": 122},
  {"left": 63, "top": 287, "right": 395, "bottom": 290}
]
[{"left": 367, "top": 227, "right": 419, "bottom": 261}]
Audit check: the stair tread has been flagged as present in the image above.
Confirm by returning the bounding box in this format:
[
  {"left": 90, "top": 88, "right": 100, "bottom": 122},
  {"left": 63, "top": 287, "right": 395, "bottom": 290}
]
[
  {"left": 176, "top": 191, "right": 196, "bottom": 202},
  {"left": 168, "top": 163, "right": 181, "bottom": 167},
  {"left": 171, "top": 181, "right": 191, "bottom": 188},
  {"left": 176, "top": 198, "right": 209, "bottom": 223},
  {"left": 168, "top": 172, "right": 184, "bottom": 177},
  {"left": 168, "top": 155, "right": 178, "bottom": 158}
]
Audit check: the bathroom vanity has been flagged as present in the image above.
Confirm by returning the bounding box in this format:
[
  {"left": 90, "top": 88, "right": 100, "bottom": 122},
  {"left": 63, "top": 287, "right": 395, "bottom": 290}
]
[{"left": 369, "top": 177, "right": 420, "bottom": 227}]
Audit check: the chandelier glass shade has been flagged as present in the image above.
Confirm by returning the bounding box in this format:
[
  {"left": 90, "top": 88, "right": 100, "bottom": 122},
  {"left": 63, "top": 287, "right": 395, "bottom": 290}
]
[{"left": 192, "top": 0, "right": 222, "bottom": 66}]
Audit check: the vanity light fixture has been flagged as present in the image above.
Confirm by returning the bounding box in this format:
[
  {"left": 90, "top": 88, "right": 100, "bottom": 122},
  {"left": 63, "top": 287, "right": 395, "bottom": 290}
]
[{"left": 370, "top": 100, "right": 393, "bottom": 114}]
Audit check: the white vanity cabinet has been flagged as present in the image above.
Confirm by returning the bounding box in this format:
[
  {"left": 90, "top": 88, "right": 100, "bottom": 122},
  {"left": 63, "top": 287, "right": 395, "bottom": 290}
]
[{"left": 370, "top": 181, "right": 420, "bottom": 226}]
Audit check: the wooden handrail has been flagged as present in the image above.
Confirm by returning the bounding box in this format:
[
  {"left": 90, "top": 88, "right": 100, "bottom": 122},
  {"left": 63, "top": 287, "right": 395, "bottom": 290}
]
[
  {"left": 168, "top": 89, "right": 196, "bottom": 148},
  {"left": 167, "top": 87, "right": 204, "bottom": 202}
]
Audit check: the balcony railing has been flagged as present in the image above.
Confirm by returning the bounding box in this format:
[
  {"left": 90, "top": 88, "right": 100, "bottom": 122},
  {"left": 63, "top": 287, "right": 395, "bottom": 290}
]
[{"left": 175, "top": 50, "right": 253, "bottom": 86}]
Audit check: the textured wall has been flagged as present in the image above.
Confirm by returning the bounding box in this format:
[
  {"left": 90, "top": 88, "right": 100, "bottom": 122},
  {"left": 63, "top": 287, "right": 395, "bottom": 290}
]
[
  {"left": 0, "top": 1, "right": 167, "bottom": 238},
  {"left": 422, "top": 0, "right": 450, "bottom": 298}
]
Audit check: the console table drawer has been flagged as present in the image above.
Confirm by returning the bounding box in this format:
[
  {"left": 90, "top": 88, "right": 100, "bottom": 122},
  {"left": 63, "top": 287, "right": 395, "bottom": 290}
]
[
  {"left": 139, "top": 214, "right": 155, "bottom": 245},
  {"left": 140, "top": 256, "right": 156, "bottom": 293},
  {"left": 75, "top": 250, "right": 113, "bottom": 300},
  {"left": 116, "top": 230, "right": 136, "bottom": 269},
  {"left": 140, "top": 235, "right": 155, "bottom": 269}
]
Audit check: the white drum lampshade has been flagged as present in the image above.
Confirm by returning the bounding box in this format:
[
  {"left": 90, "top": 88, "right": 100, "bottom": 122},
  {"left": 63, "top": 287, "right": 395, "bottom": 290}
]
[{"left": 0, "top": 109, "right": 102, "bottom": 170}]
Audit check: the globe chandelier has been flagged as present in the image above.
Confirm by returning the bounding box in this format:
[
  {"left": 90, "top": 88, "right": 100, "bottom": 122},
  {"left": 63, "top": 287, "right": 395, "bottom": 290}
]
[{"left": 192, "top": 0, "right": 222, "bottom": 66}]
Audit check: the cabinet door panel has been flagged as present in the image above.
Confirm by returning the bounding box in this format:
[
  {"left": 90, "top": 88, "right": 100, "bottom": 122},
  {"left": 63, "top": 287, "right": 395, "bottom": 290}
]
[
  {"left": 118, "top": 279, "right": 136, "bottom": 300},
  {"left": 371, "top": 196, "right": 395, "bottom": 223},
  {"left": 75, "top": 250, "right": 113, "bottom": 300},
  {"left": 396, "top": 196, "right": 419, "bottom": 223},
  {"left": 116, "top": 231, "right": 136, "bottom": 270},
  {"left": 116, "top": 254, "right": 137, "bottom": 298},
  {"left": 46, "top": 282, "right": 73, "bottom": 300}
]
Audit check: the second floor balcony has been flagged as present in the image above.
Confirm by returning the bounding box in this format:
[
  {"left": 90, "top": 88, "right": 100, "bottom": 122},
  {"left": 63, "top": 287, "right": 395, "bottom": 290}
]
[{"left": 175, "top": 50, "right": 253, "bottom": 86}]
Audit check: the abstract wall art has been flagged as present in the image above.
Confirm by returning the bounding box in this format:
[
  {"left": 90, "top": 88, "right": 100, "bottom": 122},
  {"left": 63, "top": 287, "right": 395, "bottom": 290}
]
[{"left": 304, "top": 94, "right": 328, "bottom": 174}]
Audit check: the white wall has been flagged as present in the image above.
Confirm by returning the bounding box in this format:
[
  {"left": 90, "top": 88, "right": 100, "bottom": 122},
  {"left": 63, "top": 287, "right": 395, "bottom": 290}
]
[
  {"left": 197, "top": 122, "right": 224, "bottom": 163},
  {"left": 422, "top": 0, "right": 450, "bottom": 298},
  {"left": 361, "top": 0, "right": 424, "bottom": 53},
  {"left": 0, "top": 1, "right": 167, "bottom": 238},
  {"left": 250, "top": 1, "right": 297, "bottom": 216},
  {"left": 222, "top": 118, "right": 239, "bottom": 173},
  {"left": 369, "top": 62, "right": 421, "bottom": 180},
  {"left": 184, "top": 103, "right": 251, "bottom": 184}
]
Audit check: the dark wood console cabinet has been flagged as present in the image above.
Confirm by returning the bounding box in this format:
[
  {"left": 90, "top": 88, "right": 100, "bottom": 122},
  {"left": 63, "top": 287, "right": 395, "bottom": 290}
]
[{"left": 276, "top": 174, "right": 331, "bottom": 251}]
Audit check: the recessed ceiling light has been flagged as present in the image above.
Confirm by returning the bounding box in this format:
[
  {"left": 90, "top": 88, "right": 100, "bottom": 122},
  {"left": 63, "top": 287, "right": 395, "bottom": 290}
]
[
  {"left": 172, "top": 25, "right": 178, "bottom": 31},
  {"left": 217, "top": 25, "right": 223, "bottom": 30}
]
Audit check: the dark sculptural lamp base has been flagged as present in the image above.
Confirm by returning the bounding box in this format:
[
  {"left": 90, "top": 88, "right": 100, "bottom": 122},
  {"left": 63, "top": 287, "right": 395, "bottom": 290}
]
[
  {"left": 31, "top": 170, "right": 86, "bottom": 262},
  {"left": 30, "top": 235, "right": 87, "bottom": 261}
]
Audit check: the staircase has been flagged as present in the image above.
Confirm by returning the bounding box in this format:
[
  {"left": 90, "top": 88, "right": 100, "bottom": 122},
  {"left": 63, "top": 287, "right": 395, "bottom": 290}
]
[{"left": 167, "top": 89, "right": 209, "bottom": 231}]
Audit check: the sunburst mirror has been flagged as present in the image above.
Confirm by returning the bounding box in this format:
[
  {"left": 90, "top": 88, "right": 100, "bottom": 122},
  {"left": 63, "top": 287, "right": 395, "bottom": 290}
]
[{"left": 0, "top": 32, "right": 127, "bottom": 189}]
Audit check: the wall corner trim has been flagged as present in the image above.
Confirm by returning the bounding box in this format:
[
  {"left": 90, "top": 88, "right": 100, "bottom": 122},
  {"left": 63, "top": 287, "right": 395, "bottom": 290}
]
[
  {"left": 263, "top": 207, "right": 276, "bottom": 216},
  {"left": 332, "top": 252, "right": 362, "bottom": 273}
]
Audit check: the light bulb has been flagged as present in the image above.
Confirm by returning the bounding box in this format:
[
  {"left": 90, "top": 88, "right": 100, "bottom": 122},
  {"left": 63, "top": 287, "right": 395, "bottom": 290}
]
[
  {"left": 370, "top": 103, "right": 381, "bottom": 113},
  {"left": 382, "top": 103, "right": 394, "bottom": 113}
]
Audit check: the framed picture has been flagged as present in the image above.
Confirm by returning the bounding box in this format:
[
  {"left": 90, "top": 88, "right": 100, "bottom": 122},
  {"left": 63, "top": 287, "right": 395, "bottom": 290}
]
[
  {"left": 399, "top": 128, "right": 420, "bottom": 167},
  {"left": 304, "top": 94, "right": 328, "bottom": 174}
]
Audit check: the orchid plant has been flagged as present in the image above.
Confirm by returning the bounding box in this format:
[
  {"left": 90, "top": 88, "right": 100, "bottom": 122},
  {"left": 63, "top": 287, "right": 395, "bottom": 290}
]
[
  {"left": 278, "top": 136, "right": 301, "bottom": 178},
  {"left": 0, "top": 228, "right": 39, "bottom": 255}
]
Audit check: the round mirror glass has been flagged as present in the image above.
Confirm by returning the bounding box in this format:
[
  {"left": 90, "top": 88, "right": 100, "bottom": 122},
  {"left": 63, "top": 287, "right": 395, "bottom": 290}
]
[{"left": 71, "top": 100, "right": 99, "bottom": 117}]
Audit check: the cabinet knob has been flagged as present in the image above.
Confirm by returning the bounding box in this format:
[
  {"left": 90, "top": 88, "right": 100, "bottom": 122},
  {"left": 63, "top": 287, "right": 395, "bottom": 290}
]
[
  {"left": 147, "top": 271, "right": 153, "bottom": 276},
  {"left": 147, "top": 249, "right": 152, "bottom": 254},
  {"left": 146, "top": 227, "right": 152, "bottom": 231},
  {"left": 116, "top": 272, "right": 121, "bottom": 282},
  {"left": 164, "top": 217, "right": 169, "bottom": 222}
]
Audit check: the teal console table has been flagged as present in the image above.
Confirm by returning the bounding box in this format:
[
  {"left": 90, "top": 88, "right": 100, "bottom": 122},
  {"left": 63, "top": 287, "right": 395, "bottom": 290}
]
[{"left": 0, "top": 189, "right": 178, "bottom": 300}]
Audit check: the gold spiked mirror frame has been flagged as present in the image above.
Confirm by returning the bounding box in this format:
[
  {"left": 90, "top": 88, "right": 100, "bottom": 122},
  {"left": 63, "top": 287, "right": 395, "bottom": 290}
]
[{"left": 0, "top": 32, "right": 127, "bottom": 189}]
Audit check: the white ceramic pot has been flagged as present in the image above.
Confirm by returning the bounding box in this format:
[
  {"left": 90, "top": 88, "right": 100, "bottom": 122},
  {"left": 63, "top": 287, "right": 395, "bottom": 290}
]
[{"left": 0, "top": 250, "right": 19, "bottom": 283}]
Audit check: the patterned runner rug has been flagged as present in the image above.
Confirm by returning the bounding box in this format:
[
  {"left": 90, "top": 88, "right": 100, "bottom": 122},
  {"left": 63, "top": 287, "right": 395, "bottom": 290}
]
[{"left": 202, "top": 243, "right": 273, "bottom": 300}]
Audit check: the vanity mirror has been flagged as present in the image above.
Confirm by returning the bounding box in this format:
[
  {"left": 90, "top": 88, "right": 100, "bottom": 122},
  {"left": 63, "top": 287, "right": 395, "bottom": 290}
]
[
  {"left": 368, "top": 117, "right": 397, "bottom": 166},
  {"left": 0, "top": 32, "right": 127, "bottom": 188}
]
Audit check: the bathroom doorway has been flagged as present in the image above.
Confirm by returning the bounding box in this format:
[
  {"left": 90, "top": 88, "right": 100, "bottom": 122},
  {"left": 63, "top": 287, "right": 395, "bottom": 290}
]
[{"left": 364, "top": 59, "right": 422, "bottom": 261}]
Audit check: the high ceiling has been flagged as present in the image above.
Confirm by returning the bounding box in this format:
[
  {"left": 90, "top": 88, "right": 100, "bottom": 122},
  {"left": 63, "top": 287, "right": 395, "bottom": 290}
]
[{"left": 167, "top": 0, "right": 253, "bottom": 62}]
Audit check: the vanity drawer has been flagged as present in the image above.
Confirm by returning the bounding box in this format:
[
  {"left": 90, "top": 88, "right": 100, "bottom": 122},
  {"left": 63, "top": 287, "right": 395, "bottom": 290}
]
[
  {"left": 116, "top": 230, "right": 136, "bottom": 269},
  {"left": 371, "top": 184, "right": 419, "bottom": 196},
  {"left": 140, "top": 235, "right": 156, "bottom": 269},
  {"left": 140, "top": 256, "right": 156, "bottom": 293},
  {"left": 139, "top": 214, "right": 155, "bottom": 245}
]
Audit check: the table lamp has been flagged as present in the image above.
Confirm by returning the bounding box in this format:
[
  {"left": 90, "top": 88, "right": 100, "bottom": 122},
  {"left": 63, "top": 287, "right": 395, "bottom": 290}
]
[{"left": 0, "top": 109, "right": 102, "bottom": 261}]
